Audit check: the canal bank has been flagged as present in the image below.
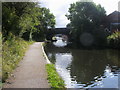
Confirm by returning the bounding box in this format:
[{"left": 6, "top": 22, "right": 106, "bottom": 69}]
[
  {"left": 42, "top": 42, "right": 65, "bottom": 88},
  {"left": 41, "top": 43, "right": 51, "bottom": 64}
]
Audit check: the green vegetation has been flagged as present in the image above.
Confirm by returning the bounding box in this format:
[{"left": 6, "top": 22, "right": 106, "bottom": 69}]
[
  {"left": 107, "top": 31, "right": 120, "bottom": 49},
  {"left": 2, "top": 34, "right": 34, "bottom": 82},
  {"left": 46, "top": 64, "right": 65, "bottom": 88},
  {"left": 2, "top": 2, "right": 55, "bottom": 41},
  {"left": 66, "top": 1, "right": 108, "bottom": 47},
  {"left": 2, "top": 2, "right": 55, "bottom": 82}
]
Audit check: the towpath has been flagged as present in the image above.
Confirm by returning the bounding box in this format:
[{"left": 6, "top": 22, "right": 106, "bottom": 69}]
[{"left": 3, "top": 42, "right": 50, "bottom": 88}]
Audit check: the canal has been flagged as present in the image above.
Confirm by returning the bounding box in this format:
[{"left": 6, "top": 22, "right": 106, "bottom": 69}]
[{"left": 44, "top": 36, "right": 120, "bottom": 88}]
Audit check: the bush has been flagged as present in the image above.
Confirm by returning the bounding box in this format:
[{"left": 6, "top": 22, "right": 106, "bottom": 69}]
[
  {"left": 107, "top": 31, "right": 120, "bottom": 49},
  {"left": 2, "top": 34, "right": 33, "bottom": 82}
]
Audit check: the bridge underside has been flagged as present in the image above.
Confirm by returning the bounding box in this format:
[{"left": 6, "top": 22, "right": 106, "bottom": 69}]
[{"left": 46, "top": 28, "right": 70, "bottom": 40}]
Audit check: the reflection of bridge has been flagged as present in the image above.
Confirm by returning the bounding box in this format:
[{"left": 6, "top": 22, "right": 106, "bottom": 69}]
[{"left": 46, "top": 28, "right": 70, "bottom": 40}]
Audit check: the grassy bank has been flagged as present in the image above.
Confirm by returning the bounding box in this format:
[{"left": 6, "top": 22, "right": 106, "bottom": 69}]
[
  {"left": 46, "top": 64, "right": 65, "bottom": 88},
  {"left": 43, "top": 42, "right": 65, "bottom": 88},
  {"left": 2, "top": 34, "right": 34, "bottom": 82}
]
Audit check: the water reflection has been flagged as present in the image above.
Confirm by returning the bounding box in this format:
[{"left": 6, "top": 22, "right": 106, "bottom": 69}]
[
  {"left": 53, "top": 36, "right": 67, "bottom": 47},
  {"left": 44, "top": 39, "right": 120, "bottom": 88},
  {"left": 55, "top": 53, "right": 74, "bottom": 88},
  {"left": 53, "top": 39, "right": 67, "bottom": 47}
]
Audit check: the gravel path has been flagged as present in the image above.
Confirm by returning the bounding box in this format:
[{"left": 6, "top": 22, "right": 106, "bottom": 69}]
[{"left": 3, "top": 42, "right": 50, "bottom": 88}]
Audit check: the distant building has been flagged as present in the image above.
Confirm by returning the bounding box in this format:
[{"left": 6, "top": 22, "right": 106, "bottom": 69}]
[{"left": 106, "top": 11, "right": 120, "bottom": 32}]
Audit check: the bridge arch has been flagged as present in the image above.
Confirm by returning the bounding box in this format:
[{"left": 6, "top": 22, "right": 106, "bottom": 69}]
[{"left": 46, "top": 28, "right": 70, "bottom": 40}]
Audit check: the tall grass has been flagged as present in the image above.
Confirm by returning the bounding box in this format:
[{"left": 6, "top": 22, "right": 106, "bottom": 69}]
[{"left": 2, "top": 34, "right": 33, "bottom": 82}]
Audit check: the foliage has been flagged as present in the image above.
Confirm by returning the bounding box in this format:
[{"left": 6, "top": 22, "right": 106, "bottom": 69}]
[
  {"left": 2, "top": 1, "right": 55, "bottom": 82},
  {"left": 2, "top": 34, "right": 34, "bottom": 82},
  {"left": 2, "top": 2, "right": 36, "bottom": 37},
  {"left": 66, "top": 1, "right": 107, "bottom": 46},
  {"left": 19, "top": 7, "right": 55, "bottom": 41},
  {"left": 107, "top": 31, "right": 120, "bottom": 49},
  {"left": 46, "top": 64, "right": 65, "bottom": 88},
  {"left": 2, "top": 1, "right": 55, "bottom": 84},
  {"left": 2, "top": 2, "right": 55, "bottom": 41},
  {"left": 19, "top": 7, "right": 40, "bottom": 40},
  {"left": 2, "top": 3, "right": 19, "bottom": 36}
]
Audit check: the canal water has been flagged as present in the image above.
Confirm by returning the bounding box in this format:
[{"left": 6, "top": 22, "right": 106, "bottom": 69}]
[{"left": 44, "top": 37, "right": 120, "bottom": 88}]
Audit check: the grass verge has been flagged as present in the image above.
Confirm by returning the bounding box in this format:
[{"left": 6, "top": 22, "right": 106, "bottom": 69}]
[
  {"left": 2, "top": 34, "right": 34, "bottom": 82},
  {"left": 46, "top": 64, "right": 65, "bottom": 88}
]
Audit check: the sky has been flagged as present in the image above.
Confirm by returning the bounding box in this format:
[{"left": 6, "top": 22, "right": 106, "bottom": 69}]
[{"left": 39, "top": 0, "right": 119, "bottom": 28}]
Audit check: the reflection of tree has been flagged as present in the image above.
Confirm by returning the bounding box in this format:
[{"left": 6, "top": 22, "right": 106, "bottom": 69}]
[
  {"left": 106, "top": 49, "right": 120, "bottom": 67},
  {"left": 47, "top": 53, "right": 56, "bottom": 64},
  {"left": 44, "top": 43, "right": 71, "bottom": 63},
  {"left": 70, "top": 49, "right": 120, "bottom": 85},
  {"left": 45, "top": 43, "right": 70, "bottom": 53},
  {"left": 45, "top": 43, "right": 120, "bottom": 87}
]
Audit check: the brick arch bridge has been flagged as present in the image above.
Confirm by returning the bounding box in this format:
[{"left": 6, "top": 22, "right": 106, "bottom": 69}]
[{"left": 46, "top": 28, "right": 71, "bottom": 40}]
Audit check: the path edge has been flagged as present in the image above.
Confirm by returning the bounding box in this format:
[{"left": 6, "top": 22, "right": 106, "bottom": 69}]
[{"left": 41, "top": 42, "right": 51, "bottom": 64}]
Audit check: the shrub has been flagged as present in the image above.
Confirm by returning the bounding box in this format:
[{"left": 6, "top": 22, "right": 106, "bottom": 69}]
[{"left": 107, "top": 31, "right": 120, "bottom": 49}]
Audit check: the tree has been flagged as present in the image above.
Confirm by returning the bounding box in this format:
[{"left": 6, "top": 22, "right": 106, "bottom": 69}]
[
  {"left": 19, "top": 7, "right": 55, "bottom": 41},
  {"left": 35, "top": 8, "right": 55, "bottom": 39},
  {"left": 2, "top": 2, "right": 55, "bottom": 41},
  {"left": 66, "top": 1, "right": 107, "bottom": 46},
  {"left": 19, "top": 7, "right": 41, "bottom": 41},
  {"left": 2, "top": 2, "right": 37, "bottom": 37}
]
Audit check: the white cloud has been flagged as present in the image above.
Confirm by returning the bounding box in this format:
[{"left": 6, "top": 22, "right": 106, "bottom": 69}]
[
  {"left": 93, "top": 0, "right": 119, "bottom": 15},
  {"left": 40, "top": 0, "right": 119, "bottom": 28}
]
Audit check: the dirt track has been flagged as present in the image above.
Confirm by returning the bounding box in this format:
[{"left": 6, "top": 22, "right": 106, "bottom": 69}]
[{"left": 3, "top": 42, "right": 50, "bottom": 88}]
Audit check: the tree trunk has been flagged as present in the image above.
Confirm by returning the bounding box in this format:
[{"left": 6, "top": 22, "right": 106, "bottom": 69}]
[{"left": 29, "top": 29, "right": 32, "bottom": 41}]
